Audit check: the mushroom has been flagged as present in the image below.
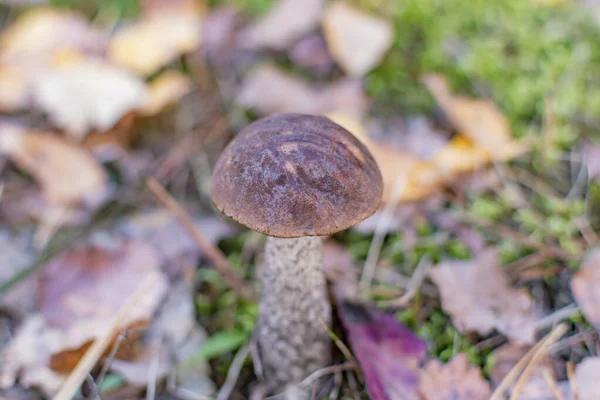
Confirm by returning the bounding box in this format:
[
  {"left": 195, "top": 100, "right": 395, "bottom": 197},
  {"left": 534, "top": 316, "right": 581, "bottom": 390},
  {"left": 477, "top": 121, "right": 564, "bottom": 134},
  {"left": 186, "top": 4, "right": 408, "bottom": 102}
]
[{"left": 210, "top": 113, "right": 383, "bottom": 393}]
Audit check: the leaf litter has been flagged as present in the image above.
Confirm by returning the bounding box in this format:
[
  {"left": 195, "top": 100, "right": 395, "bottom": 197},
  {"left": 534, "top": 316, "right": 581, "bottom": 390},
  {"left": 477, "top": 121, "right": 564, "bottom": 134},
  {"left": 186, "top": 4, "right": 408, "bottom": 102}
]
[{"left": 0, "top": 0, "right": 599, "bottom": 398}]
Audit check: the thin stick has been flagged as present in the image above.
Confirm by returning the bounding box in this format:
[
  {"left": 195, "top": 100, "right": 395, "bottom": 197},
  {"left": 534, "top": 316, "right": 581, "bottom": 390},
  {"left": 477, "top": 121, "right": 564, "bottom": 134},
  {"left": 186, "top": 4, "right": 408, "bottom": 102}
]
[
  {"left": 377, "top": 256, "right": 431, "bottom": 307},
  {"left": 54, "top": 274, "right": 159, "bottom": 400},
  {"left": 217, "top": 343, "right": 250, "bottom": 400},
  {"left": 542, "top": 368, "right": 566, "bottom": 400},
  {"left": 299, "top": 362, "right": 356, "bottom": 388},
  {"left": 360, "top": 175, "right": 406, "bottom": 287},
  {"left": 534, "top": 304, "right": 580, "bottom": 332},
  {"left": 490, "top": 324, "right": 567, "bottom": 400},
  {"left": 509, "top": 324, "right": 568, "bottom": 400},
  {"left": 567, "top": 361, "right": 579, "bottom": 400},
  {"left": 147, "top": 177, "right": 256, "bottom": 301}
]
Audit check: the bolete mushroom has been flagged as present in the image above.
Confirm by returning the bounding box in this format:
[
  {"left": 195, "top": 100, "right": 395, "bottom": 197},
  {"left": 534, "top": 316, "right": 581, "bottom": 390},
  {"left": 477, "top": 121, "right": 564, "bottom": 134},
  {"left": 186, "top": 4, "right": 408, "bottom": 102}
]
[{"left": 210, "top": 113, "right": 382, "bottom": 393}]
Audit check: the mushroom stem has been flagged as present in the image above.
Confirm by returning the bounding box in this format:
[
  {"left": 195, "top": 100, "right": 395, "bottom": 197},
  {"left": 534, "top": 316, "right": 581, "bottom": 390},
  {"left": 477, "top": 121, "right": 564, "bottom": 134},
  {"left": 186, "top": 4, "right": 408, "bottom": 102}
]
[{"left": 259, "top": 236, "right": 331, "bottom": 392}]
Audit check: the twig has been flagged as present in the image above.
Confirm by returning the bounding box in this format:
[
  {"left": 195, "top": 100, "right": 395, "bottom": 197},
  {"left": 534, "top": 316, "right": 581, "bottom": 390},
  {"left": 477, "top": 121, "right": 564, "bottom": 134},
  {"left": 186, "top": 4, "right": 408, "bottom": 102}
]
[
  {"left": 146, "top": 177, "right": 256, "bottom": 301},
  {"left": 490, "top": 323, "right": 567, "bottom": 400},
  {"left": 542, "top": 368, "right": 566, "bottom": 400},
  {"left": 534, "top": 304, "right": 580, "bottom": 332},
  {"left": 360, "top": 174, "right": 406, "bottom": 287},
  {"left": 377, "top": 256, "right": 431, "bottom": 308},
  {"left": 250, "top": 335, "right": 264, "bottom": 381},
  {"left": 567, "top": 361, "right": 579, "bottom": 400},
  {"left": 574, "top": 216, "right": 598, "bottom": 247},
  {"left": 299, "top": 362, "right": 356, "bottom": 388},
  {"left": 509, "top": 324, "right": 568, "bottom": 400},
  {"left": 54, "top": 274, "right": 159, "bottom": 400},
  {"left": 217, "top": 343, "right": 250, "bottom": 400},
  {"left": 319, "top": 318, "right": 354, "bottom": 364}
]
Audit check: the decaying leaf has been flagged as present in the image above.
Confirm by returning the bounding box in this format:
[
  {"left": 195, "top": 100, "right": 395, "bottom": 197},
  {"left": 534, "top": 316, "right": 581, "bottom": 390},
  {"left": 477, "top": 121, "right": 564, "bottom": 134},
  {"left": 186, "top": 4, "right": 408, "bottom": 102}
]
[
  {"left": 0, "top": 124, "right": 110, "bottom": 207},
  {"left": 575, "top": 357, "right": 600, "bottom": 400},
  {"left": 290, "top": 34, "right": 334, "bottom": 74},
  {"left": 571, "top": 248, "right": 600, "bottom": 332},
  {"left": 322, "top": 1, "right": 393, "bottom": 77},
  {"left": 0, "top": 66, "right": 31, "bottom": 111},
  {"left": 428, "top": 249, "right": 536, "bottom": 344},
  {"left": 240, "top": 0, "right": 324, "bottom": 50},
  {"left": 33, "top": 58, "right": 146, "bottom": 138},
  {"left": 422, "top": 74, "right": 529, "bottom": 160},
  {"left": 419, "top": 354, "right": 491, "bottom": 400},
  {"left": 237, "top": 64, "right": 367, "bottom": 117},
  {"left": 39, "top": 240, "right": 168, "bottom": 372},
  {"left": 0, "top": 229, "right": 35, "bottom": 314},
  {"left": 141, "top": 70, "right": 192, "bottom": 116},
  {"left": 108, "top": 5, "right": 202, "bottom": 76},
  {"left": 337, "top": 302, "right": 426, "bottom": 400}
]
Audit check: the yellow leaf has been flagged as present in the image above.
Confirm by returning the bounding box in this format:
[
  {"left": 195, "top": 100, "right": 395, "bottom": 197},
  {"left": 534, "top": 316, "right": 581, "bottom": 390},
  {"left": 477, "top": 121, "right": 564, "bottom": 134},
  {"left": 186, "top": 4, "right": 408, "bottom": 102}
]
[
  {"left": 422, "top": 74, "right": 529, "bottom": 160},
  {"left": 0, "top": 125, "right": 109, "bottom": 207},
  {"left": 142, "top": 70, "right": 192, "bottom": 116},
  {"left": 108, "top": 15, "right": 201, "bottom": 76}
]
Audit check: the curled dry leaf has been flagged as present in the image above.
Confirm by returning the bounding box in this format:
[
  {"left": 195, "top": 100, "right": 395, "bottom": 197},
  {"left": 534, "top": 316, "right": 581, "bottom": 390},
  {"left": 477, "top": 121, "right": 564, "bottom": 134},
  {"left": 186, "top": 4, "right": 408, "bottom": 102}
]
[
  {"left": 237, "top": 64, "right": 367, "bottom": 117},
  {"left": 422, "top": 74, "right": 529, "bottom": 160},
  {"left": 428, "top": 249, "right": 536, "bottom": 344},
  {"left": 108, "top": 4, "right": 202, "bottom": 76},
  {"left": 239, "top": 0, "right": 324, "bottom": 50},
  {"left": 322, "top": 1, "right": 393, "bottom": 77},
  {"left": 0, "top": 124, "right": 109, "bottom": 207},
  {"left": 33, "top": 58, "right": 146, "bottom": 138},
  {"left": 419, "top": 354, "right": 491, "bottom": 400},
  {"left": 141, "top": 70, "right": 192, "bottom": 116},
  {"left": 571, "top": 248, "right": 600, "bottom": 332}
]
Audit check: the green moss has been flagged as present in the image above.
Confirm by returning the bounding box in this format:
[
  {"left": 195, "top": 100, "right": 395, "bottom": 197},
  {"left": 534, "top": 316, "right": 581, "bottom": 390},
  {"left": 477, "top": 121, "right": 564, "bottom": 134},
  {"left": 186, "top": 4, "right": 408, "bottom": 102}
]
[
  {"left": 51, "top": 0, "right": 139, "bottom": 18},
  {"left": 368, "top": 0, "right": 600, "bottom": 146}
]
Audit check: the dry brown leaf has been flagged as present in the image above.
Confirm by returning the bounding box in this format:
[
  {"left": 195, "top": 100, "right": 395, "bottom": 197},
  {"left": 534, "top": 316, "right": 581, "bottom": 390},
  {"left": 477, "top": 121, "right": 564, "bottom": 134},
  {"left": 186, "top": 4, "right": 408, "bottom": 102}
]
[
  {"left": 108, "top": 8, "right": 202, "bottom": 76},
  {"left": 141, "top": 70, "right": 192, "bottom": 116},
  {"left": 571, "top": 249, "right": 600, "bottom": 332},
  {"left": 419, "top": 354, "right": 491, "bottom": 400},
  {"left": 0, "top": 125, "right": 109, "bottom": 207},
  {"left": 239, "top": 0, "right": 324, "bottom": 50},
  {"left": 32, "top": 58, "right": 146, "bottom": 138},
  {"left": 575, "top": 357, "right": 600, "bottom": 400},
  {"left": 431, "top": 134, "right": 493, "bottom": 178},
  {"left": 322, "top": 1, "right": 393, "bottom": 77},
  {"left": 237, "top": 64, "right": 367, "bottom": 117},
  {"left": 0, "top": 66, "right": 31, "bottom": 111},
  {"left": 428, "top": 249, "right": 535, "bottom": 344},
  {"left": 422, "top": 74, "right": 529, "bottom": 159}
]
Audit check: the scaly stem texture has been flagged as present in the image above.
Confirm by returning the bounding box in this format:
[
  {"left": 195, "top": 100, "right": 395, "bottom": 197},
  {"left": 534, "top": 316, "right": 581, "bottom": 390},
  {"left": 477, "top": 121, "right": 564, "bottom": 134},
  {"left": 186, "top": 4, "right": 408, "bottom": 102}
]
[{"left": 259, "top": 236, "right": 331, "bottom": 391}]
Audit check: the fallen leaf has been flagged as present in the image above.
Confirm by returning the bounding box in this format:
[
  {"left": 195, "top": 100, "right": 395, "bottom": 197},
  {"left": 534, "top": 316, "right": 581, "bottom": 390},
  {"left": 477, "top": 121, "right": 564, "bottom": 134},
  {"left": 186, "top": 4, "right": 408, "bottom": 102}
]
[
  {"left": 108, "top": 8, "right": 202, "bottom": 76},
  {"left": 0, "top": 8, "right": 105, "bottom": 112},
  {"left": 575, "top": 357, "right": 600, "bottom": 400},
  {"left": 237, "top": 64, "right": 367, "bottom": 117},
  {"left": 422, "top": 74, "right": 529, "bottom": 160},
  {"left": 239, "top": 0, "right": 324, "bottom": 50},
  {"left": 419, "top": 354, "right": 491, "bottom": 400},
  {"left": 326, "top": 113, "right": 444, "bottom": 204},
  {"left": 322, "top": 1, "right": 394, "bottom": 77},
  {"left": 337, "top": 302, "right": 426, "bottom": 400},
  {"left": 38, "top": 239, "right": 168, "bottom": 372},
  {"left": 428, "top": 249, "right": 536, "bottom": 344},
  {"left": 571, "top": 249, "right": 600, "bottom": 332},
  {"left": 141, "top": 70, "right": 192, "bottom": 116},
  {"left": 0, "top": 8, "right": 105, "bottom": 68},
  {"left": 0, "top": 124, "right": 110, "bottom": 207},
  {"left": 201, "top": 6, "right": 244, "bottom": 66},
  {"left": 32, "top": 58, "right": 146, "bottom": 139}
]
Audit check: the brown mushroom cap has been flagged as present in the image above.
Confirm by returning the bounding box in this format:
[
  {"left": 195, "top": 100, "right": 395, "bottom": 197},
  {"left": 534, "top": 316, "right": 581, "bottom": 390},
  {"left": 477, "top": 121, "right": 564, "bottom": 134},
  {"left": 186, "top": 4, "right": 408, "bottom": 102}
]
[{"left": 210, "top": 113, "right": 383, "bottom": 238}]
